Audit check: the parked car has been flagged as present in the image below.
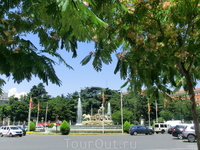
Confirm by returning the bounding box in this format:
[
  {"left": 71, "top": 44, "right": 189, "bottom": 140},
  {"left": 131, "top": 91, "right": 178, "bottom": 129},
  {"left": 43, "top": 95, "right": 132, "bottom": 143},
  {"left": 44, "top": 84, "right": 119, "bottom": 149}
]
[
  {"left": 168, "top": 126, "right": 175, "bottom": 134},
  {"left": 0, "top": 126, "right": 4, "bottom": 136},
  {"left": 35, "top": 126, "right": 45, "bottom": 131},
  {"left": 182, "top": 124, "right": 197, "bottom": 142},
  {"left": 1, "top": 126, "right": 23, "bottom": 137},
  {"left": 17, "top": 126, "right": 26, "bottom": 136},
  {"left": 154, "top": 123, "right": 171, "bottom": 134},
  {"left": 172, "top": 124, "right": 190, "bottom": 139},
  {"left": 129, "top": 125, "right": 154, "bottom": 135}
]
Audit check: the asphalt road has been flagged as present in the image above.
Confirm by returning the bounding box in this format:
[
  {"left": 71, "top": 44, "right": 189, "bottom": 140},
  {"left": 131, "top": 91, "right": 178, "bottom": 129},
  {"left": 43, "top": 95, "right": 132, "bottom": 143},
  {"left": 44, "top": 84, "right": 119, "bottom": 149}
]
[{"left": 0, "top": 133, "right": 198, "bottom": 150}]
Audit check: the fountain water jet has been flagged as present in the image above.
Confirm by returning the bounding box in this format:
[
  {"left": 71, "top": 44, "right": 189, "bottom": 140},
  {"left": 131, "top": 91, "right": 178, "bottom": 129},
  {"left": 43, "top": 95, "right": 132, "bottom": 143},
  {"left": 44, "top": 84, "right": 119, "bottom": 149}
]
[
  {"left": 76, "top": 97, "right": 82, "bottom": 125},
  {"left": 107, "top": 102, "right": 112, "bottom": 120}
]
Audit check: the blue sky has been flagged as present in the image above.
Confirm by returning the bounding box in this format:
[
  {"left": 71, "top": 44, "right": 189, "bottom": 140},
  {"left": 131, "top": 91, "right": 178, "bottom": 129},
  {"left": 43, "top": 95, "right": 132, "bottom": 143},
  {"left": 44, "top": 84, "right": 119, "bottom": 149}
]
[
  {"left": 2, "top": 36, "right": 127, "bottom": 98},
  {"left": 3, "top": 35, "right": 200, "bottom": 98}
]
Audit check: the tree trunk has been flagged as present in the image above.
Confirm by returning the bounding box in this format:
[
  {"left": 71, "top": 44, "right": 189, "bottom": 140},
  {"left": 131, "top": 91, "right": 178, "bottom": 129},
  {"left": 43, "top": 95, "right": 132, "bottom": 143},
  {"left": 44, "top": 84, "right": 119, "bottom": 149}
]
[{"left": 185, "top": 72, "right": 200, "bottom": 150}]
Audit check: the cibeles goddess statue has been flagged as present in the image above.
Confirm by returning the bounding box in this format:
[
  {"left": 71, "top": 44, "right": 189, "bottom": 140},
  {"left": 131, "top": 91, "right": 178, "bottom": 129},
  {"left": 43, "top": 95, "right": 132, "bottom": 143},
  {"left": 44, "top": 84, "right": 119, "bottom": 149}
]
[{"left": 82, "top": 104, "right": 113, "bottom": 126}]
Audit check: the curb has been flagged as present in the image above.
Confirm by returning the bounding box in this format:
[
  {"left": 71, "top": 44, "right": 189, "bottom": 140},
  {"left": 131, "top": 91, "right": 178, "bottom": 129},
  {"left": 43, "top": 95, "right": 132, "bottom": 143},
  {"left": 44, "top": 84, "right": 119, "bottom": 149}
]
[{"left": 26, "top": 132, "right": 125, "bottom": 135}]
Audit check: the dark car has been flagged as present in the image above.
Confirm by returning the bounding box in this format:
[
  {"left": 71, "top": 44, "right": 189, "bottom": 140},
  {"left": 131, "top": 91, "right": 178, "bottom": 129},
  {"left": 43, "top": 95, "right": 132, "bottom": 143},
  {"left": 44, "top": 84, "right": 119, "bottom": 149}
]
[
  {"left": 172, "top": 124, "right": 190, "bottom": 139},
  {"left": 129, "top": 125, "right": 154, "bottom": 135},
  {"left": 168, "top": 126, "right": 175, "bottom": 134},
  {"left": 18, "top": 126, "right": 26, "bottom": 136}
]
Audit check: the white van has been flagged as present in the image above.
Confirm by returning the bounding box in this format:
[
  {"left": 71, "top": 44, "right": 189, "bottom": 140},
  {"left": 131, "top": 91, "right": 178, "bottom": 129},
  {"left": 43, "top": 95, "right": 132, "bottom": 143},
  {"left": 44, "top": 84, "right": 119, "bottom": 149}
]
[
  {"left": 154, "top": 123, "right": 171, "bottom": 134},
  {"left": 165, "top": 120, "right": 182, "bottom": 127}
]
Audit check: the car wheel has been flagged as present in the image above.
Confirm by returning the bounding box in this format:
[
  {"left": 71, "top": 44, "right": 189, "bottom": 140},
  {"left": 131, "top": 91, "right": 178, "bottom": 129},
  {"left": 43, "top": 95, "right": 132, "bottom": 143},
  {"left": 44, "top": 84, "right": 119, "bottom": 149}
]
[
  {"left": 156, "top": 132, "right": 158, "bottom": 134},
  {"left": 149, "top": 131, "right": 153, "bottom": 135},
  {"left": 178, "top": 133, "right": 183, "bottom": 140},
  {"left": 9, "top": 133, "right": 13, "bottom": 137},
  {"left": 133, "top": 131, "right": 137, "bottom": 135},
  {"left": 19, "top": 135, "right": 22, "bottom": 137},
  {"left": 188, "top": 134, "right": 196, "bottom": 142},
  {"left": 161, "top": 130, "right": 165, "bottom": 134}
]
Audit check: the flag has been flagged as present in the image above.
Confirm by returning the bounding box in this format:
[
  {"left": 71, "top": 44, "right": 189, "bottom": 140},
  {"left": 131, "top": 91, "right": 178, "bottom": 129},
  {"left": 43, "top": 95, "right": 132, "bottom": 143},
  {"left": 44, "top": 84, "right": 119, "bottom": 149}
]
[
  {"left": 102, "top": 90, "right": 106, "bottom": 107},
  {"left": 148, "top": 102, "right": 151, "bottom": 112},
  {"left": 30, "top": 96, "right": 33, "bottom": 109},
  {"left": 38, "top": 102, "right": 40, "bottom": 111}
]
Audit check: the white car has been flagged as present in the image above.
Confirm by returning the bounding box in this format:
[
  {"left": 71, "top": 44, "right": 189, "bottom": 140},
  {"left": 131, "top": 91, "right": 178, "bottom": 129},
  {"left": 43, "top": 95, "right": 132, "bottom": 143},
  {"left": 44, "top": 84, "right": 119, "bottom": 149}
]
[
  {"left": 35, "top": 126, "right": 45, "bottom": 131},
  {"left": 1, "top": 126, "right": 23, "bottom": 137},
  {"left": 154, "top": 123, "right": 171, "bottom": 134},
  {"left": 0, "top": 126, "right": 4, "bottom": 135}
]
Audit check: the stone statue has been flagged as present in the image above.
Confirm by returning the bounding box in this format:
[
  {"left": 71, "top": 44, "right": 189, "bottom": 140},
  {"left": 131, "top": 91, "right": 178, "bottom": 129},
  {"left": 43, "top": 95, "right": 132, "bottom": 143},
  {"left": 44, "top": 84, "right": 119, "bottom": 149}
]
[
  {"left": 82, "top": 114, "right": 91, "bottom": 121},
  {"left": 82, "top": 105, "right": 113, "bottom": 126},
  {"left": 98, "top": 106, "right": 103, "bottom": 115}
]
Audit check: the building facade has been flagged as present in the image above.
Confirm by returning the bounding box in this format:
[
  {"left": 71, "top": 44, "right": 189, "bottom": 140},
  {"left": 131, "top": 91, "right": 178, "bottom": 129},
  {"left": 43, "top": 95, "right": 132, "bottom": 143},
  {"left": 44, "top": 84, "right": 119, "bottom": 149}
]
[
  {"left": 0, "top": 93, "right": 9, "bottom": 104},
  {"left": 169, "top": 88, "right": 200, "bottom": 105}
]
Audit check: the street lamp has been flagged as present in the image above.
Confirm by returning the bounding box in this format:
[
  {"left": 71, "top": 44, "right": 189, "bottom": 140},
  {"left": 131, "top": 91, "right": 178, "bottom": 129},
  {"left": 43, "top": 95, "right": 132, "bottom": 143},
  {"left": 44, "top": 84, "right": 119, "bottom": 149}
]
[
  {"left": 56, "top": 116, "right": 59, "bottom": 134},
  {"left": 41, "top": 117, "right": 44, "bottom": 124}
]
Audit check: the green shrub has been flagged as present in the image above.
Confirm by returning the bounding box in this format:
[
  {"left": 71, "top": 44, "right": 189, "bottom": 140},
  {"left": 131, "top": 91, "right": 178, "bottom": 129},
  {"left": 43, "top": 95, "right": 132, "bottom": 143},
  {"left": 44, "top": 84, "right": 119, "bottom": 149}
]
[
  {"left": 49, "top": 123, "right": 54, "bottom": 128},
  {"left": 60, "top": 120, "right": 70, "bottom": 135},
  {"left": 152, "top": 122, "right": 155, "bottom": 129},
  {"left": 29, "top": 121, "right": 35, "bottom": 131},
  {"left": 123, "top": 121, "right": 131, "bottom": 133}
]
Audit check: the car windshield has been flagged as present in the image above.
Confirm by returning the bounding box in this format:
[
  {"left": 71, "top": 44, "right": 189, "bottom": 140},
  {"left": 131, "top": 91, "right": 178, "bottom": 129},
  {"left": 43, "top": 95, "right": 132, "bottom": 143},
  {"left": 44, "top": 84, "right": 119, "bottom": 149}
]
[{"left": 10, "top": 127, "right": 19, "bottom": 130}]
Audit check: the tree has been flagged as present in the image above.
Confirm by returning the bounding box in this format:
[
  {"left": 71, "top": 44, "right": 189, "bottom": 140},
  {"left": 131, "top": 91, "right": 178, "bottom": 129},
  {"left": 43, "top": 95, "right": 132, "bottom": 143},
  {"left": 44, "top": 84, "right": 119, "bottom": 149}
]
[
  {"left": 10, "top": 101, "right": 28, "bottom": 122},
  {"left": 0, "top": 0, "right": 113, "bottom": 95},
  {"left": 48, "top": 96, "right": 75, "bottom": 122},
  {"left": 80, "top": 87, "right": 119, "bottom": 115},
  {"left": 160, "top": 110, "right": 174, "bottom": 121},
  {"left": 112, "top": 108, "right": 133, "bottom": 124},
  {"left": 81, "top": 1, "right": 200, "bottom": 148}
]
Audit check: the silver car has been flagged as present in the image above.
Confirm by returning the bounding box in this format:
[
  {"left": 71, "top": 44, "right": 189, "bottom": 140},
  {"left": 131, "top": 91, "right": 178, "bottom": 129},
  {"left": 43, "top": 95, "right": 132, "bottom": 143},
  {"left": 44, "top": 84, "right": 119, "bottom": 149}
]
[{"left": 182, "top": 124, "right": 196, "bottom": 142}]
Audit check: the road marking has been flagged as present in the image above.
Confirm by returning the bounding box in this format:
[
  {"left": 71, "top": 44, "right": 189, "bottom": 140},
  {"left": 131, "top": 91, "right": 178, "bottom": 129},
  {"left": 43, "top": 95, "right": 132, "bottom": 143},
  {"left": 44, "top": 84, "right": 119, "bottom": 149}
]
[{"left": 143, "top": 148, "right": 197, "bottom": 150}]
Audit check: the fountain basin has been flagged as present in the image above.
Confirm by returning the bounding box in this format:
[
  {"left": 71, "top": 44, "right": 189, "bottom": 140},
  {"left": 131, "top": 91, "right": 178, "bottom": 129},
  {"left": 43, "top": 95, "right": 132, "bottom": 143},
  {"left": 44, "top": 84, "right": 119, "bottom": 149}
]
[{"left": 70, "top": 125, "right": 122, "bottom": 133}]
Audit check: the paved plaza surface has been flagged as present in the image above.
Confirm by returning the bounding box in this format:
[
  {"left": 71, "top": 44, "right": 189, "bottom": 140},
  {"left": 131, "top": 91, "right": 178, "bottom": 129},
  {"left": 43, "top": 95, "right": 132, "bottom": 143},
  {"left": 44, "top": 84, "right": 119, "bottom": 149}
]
[{"left": 0, "top": 133, "right": 198, "bottom": 150}]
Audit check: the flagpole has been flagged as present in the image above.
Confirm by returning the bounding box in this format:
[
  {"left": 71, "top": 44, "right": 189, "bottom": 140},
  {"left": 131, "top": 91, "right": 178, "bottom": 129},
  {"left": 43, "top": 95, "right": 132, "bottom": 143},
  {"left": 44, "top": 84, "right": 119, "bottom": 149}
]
[
  {"left": 45, "top": 102, "right": 48, "bottom": 132},
  {"left": 102, "top": 104, "right": 104, "bottom": 134},
  {"left": 36, "top": 102, "right": 40, "bottom": 126},
  {"left": 148, "top": 100, "right": 151, "bottom": 128},
  {"left": 36, "top": 110, "right": 39, "bottom": 126},
  {"left": 101, "top": 89, "right": 105, "bottom": 134},
  {"left": 27, "top": 96, "right": 32, "bottom": 132},
  {"left": 27, "top": 105, "right": 31, "bottom": 131},
  {"left": 155, "top": 101, "right": 158, "bottom": 123},
  {"left": 120, "top": 90, "right": 124, "bottom": 134}
]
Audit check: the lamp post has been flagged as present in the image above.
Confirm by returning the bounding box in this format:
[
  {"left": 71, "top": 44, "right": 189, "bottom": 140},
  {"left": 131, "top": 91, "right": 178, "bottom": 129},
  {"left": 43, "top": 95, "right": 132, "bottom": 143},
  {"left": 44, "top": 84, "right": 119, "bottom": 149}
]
[
  {"left": 120, "top": 90, "right": 124, "bottom": 134},
  {"left": 3, "top": 115, "right": 5, "bottom": 126},
  {"left": 41, "top": 117, "right": 44, "bottom": 124},
  {"left": 56, "top": 116, "right": 59, "bottom": 134}
]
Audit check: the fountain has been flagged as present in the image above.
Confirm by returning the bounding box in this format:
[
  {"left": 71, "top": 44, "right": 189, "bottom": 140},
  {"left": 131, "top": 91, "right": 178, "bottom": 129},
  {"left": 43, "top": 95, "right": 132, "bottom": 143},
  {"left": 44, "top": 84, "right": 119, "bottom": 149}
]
[
  {"left": 71, "top": 102, "right": 122, "bottom": 133},
  {"left": 76, "top": 98, "right": 82, "bottom": 125},
  {"left": 81, "top": 104, "right": 113, "bottom": 126}
]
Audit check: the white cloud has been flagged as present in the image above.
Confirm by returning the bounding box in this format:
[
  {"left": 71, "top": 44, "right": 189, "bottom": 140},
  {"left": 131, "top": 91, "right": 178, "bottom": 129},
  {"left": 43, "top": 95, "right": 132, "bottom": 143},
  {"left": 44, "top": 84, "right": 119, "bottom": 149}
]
[{"left": 8, "top": 88, "right": 27, "bottom": 98}]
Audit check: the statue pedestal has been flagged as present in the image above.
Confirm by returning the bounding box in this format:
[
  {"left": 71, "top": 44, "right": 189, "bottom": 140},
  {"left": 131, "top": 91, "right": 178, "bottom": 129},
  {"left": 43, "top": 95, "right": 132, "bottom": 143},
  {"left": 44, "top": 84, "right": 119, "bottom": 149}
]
[{"left": 82, "top": 120, "right": 113, "bottom": 126}]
